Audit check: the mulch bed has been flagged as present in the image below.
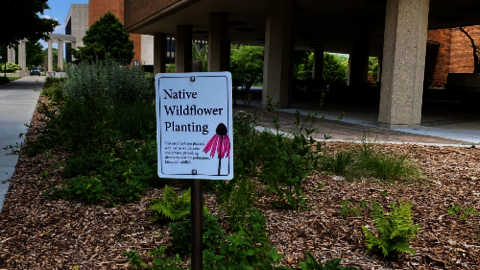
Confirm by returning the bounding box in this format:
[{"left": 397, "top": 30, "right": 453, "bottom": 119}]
[{"left": 0, "top": 99, "right": 479, "bottom": 269}]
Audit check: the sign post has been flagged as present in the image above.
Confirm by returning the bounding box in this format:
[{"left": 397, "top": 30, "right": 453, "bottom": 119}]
[{"left": 155, "top": 72, "right": 233, "bottom": 270}]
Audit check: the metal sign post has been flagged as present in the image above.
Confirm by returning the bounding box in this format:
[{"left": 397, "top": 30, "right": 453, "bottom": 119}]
[{"left": 155, "top": 72, "right": 233, "bottom": 270}]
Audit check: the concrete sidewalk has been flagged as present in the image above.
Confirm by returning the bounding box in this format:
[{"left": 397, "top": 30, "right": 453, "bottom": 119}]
[
  {"left": 0, "top": 76, "right": 44, "bottom": 213},
  {"left": 234, "top": 105, "right": 475, "bottom": 146}
]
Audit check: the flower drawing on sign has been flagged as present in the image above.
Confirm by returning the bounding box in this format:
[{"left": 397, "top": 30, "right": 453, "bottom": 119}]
[{"left": 203, "top": 123, "right": 231, "bottom": 176}]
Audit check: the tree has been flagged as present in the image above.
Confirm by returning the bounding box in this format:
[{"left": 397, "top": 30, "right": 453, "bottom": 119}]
[
  {"left": 26, "top": 41, "right": 45, "bottom": 68},
  {"left": 294, "top": 52, "right": 348, "bottom": 82},
  {"left": 230, "top": 45, "right": 264, "bottom": 89},
  {"left": 323, "top": 53, "right": 348, "bottom": 82},
  {"left": 42, "top": 48, "right": 59, "bottom": 71},
  {"left": 457, "top": 26, "right": 480, "bottom": 73},
  {"left": 369, "top": 57, "right": 379, "bottom": 82},
  {"left": 71, "top": 12, "right": 134, "bottom": 64},
  {"left": 0, "top": 0, "right": 58, "bottom": 76}
]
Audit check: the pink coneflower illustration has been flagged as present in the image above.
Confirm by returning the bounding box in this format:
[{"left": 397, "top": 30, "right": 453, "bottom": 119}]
[{"left": 203, "top": 123, "right": 231, "bottom": 176}]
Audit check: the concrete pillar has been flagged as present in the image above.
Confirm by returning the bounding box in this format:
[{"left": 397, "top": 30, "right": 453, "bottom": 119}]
[
  {"left": 18, "top": 40, "right": 26, "bottom": 70},
  {"left": 7, "top": 47, "right": 15, "bottom": 63},
  {"left": 175, "top": 25, "right": 193, "bottom": 73},
  {"left": 349, "top": 36, "right": 370, "bottom": 85},
  {"left": 154, "top": 33, "right": 167, "bottom": 74},
  {"left": 225, "top": 40, "right": 231, "bottom": 71},
  {"left": 377, "top": 54, "right": 383, "bottom": 82},
  {"left": 208, "top": 13, "right": 228, "bottom": 71},
  {"left": 262, "top": 0, "right": 295, "bottom": 108},
  {"left": 71, "top": 42, "right": 77, "bottom": 62},
  {"left": 347, "top": 54, "right": 352, "bottom": 85},
  {"left": 378, "top": 0, "right": 430, "bottom": 128},
  {"left": 312, "top": 49, "right": 324, "bottom": 80},
  {"left": 58, "top": 40, "right": 64, "bottom": 71},
  {"left": 48, "top": 40, "right": 53, "bottom": 72}
]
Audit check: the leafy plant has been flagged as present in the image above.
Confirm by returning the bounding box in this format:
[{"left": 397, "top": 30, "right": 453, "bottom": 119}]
[
  {"left": 448, "top": 205, "right": 478, "bottom": 221},
  {"left": 150, "top": 186, "right": 191, "bottom": 221},
  {"left": 148, "top": 246, "right": 183, "bottom": 270},
  {"left": 299, "top": 251, "right": 360, "bottom": 270},
  {"left": 169, "top": 214, "right": 225, "bottom": 255},
  {"left": 322, "top": 152, "right": 353, "bottom": 175},
  {"left": 202, "top": 209, "right": 286, "bottom": 270},
  {"left": 123, "top": 250, "right": 147, "bottom": 269},
  {"left": 362, "top": 198, "right": 421, "bottom": 257},
  {"left": 340, "top": 200, "right": 363, "bottom": 218}
]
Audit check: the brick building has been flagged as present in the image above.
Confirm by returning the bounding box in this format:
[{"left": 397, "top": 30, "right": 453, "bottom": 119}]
[{"left": 426, "top": 26, "right": 480, "bottom": 84}]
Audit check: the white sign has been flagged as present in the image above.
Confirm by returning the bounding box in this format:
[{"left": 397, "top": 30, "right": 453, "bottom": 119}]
[{"left": 155, "top": 72, "right": 233, "bottom": 180}]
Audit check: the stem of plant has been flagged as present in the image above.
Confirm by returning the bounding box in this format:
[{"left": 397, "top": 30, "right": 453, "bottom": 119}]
[{"left": 218, "top": 136, "right": 223, "bottom": 176}]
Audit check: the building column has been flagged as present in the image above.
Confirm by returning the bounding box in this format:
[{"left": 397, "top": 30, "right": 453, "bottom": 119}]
[
  {"left": 175, "top": 25, "right": 193, "bottom": 73},
  {"left": 378, "top": 0, "right": 430, "bottom": 128},
  {"left": 225, "top": 40, "right": 231, "bottom": 71},
  {"left": 208, "top": 13, "right": 228, "bottom": 72},
  {"left": 154, "top": 33, "right": 167, "bottom": 74},
  {"left": 58, "top": 40, "right": 64, "bottom": 71},
  {"left": 377, "top": 54, "right": 383, "bottom": 83},
  {"left": 349, "top": 36, "right": 370, "bottom": 85},
  {"left": 71, "top": 42, "right": 77, "bottom": 62},
  {"left": 262, "top": 0, "right": 295, "bottom": 108},
  {"left": 18, "top": 40, "right": 26, "bottom": 70},
  {"left": 312, "top": 49, "right": 324, "bottom": 80},
  {"left": 48, "top": 40, "right": 53, "bottom": 72},
  {"left": 7, "top": 47, "right": 15, "bottom": 63}
]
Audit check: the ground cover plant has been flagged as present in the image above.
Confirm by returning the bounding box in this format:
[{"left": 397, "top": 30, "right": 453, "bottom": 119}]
[{"left": 1, "top": 61, "right": 480, "bottom": 269}]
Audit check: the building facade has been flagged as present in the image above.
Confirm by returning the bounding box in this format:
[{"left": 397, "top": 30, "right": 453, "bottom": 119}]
[
  {"left": 427, "top": 26, "right": 480, "bottom": 84},
  {"left": 121, "top": 0, "right": 480, "bottom": 128},
  {"left": 65, "top": 4, "right": 89, "bottom": 63}
]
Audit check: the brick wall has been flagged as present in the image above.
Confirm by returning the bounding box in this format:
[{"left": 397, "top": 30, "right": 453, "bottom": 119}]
[
  {"left": 427, "top": 26, "right": 480, "bottom": 83},
  {"left": 88, "top": 0, "right": 141, "bottom": 65},
  {"left": 124, "top": 0, "right": 183, "bottom": 30}
]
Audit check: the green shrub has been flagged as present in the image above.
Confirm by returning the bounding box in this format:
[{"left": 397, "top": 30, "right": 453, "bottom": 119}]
[
  {"left": 339, "top": 200, "right": 367, "bottom": 218},
  {"left": 169, "top": 215, "right": 226, "bottom": 255},
  {"left": 322, "top": 152, "right": 353, "bottom": 175},
  {"left": 148, "top": 246, "right": 183, "bottom": 269},
  {"left": 321, "top": 143, "right": 422, "bottom": 182},
  {"left": 299, "top": 251, "right": 360, "bottom": 270},
  {"left": 448, "top": 205, "right": 478, "bottom": 221},
  {"left": 362, "top": 198, "right": 420, "bottom": 257},
  {"left": 0, "top": 62, "right": 21, "bottom": 72},
  {"left": 166, "top": 64, "right": 175, "bottom": 73},
  {"left": 150, "top": 186, "right": 191, "bottom": 221},
  {"left": 111, "top": 102, "right": 156, "bottom": 139},
  {"left": 261, "top": 98, "right": 323, "bottom": 210},
  {"left": 43, "top": 140, "right": 158, "bottom": 204},
  {"left": 123, "top": 250, "right": 147, "bottom": 269}
]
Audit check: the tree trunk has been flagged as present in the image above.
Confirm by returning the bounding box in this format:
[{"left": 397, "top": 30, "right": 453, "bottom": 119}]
[{"left": 458, "top": 27, "right": 480, "bottom": 73}]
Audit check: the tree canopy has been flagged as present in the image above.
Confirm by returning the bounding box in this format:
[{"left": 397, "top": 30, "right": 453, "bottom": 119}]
[
  {"left": 230, "top": 45, "right": 264, "bottom": 88},
  {"left": 71, "top": 12, "right": 134, "bottom": 64},
  {"left": 0, "top": 0, "right": 59, "bottom": 48},
  {"left": 26, "top": 41, "right": 45, "bottom": 67},
  {"left": 295, "top": 52, "right": 348, "bottom": 82}
]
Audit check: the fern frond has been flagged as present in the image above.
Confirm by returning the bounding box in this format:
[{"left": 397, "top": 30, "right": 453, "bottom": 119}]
[
  {"left": 149, "top": 186, "right": 191, "bottom": 221},
  {"left": 391, "top": 242, "right": 415, "bottom": 256}
]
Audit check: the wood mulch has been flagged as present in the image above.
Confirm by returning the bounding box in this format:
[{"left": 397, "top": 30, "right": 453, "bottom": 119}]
[{"left": 0, "top": 99, "right": 479, "bottom": 269}]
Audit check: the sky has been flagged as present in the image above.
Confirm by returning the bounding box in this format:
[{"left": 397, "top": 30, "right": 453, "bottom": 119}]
[{"left": 40, "top": 0, "right": 89, "bottom": 49}]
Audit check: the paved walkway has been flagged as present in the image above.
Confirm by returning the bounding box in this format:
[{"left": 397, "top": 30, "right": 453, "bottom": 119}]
[
  {"left": 0, "top": 76, "right": 44, "bottom": 213},
  {"left": 234, "top": 105, "right": 475, "bottom": 146}
]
